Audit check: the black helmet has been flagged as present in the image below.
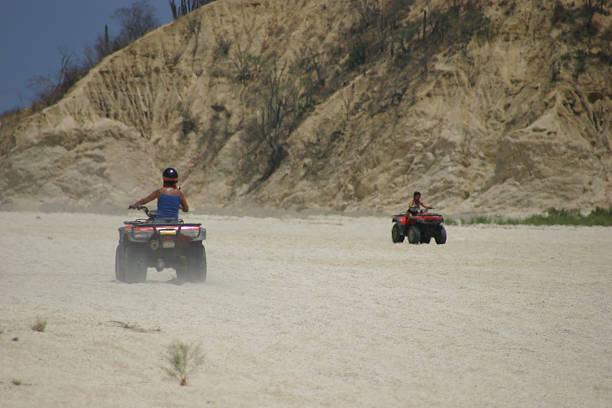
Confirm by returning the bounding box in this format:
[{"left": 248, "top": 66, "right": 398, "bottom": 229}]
[
  {"left": 162, "top": 167, "right": 178, "bottom": 182},
  {"left": 413, "top": 191, "right": 421, "bottom": 196}
]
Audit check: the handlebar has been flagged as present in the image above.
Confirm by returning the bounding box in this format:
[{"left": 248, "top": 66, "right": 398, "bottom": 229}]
[
  {"left": 407, "top": 207, "right": 436, "bottom": 215},
  {"left": 129, "top": 205, "right": 150, "bottom": 216}
]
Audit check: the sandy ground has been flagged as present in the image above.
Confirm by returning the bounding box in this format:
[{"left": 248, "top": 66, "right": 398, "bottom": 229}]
[{"left": 0, "top": 211, "right": 610, "bottom": 407}]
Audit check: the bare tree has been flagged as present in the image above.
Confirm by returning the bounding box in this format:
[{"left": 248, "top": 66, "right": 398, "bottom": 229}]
[
  {"left": 26, "top": 1, "right": 161, "bottom": 112},
  {"left": 83, "top": 25, "right": 111, "bottom": 69},
  {"left": 29, "top": 48, "right": 84, "bottom": 107},
  {"left": 249, "top": 64, "right": 297, "bottom": 190},
  {"left": 169, "top": 0, "right": 216, "bottom": 19},
  {"left": 112, "top": 0, "right": 159, "bottom": 47},
  {"left": 231, "top": 43, "right": 261, "bottom": 83}
]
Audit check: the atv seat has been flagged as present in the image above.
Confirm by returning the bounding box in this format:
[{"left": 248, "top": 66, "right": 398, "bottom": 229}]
[
  {"left": 152, "top": 217, "right": 183, "bottom": 224},
  {"left": 407, "top": 207, "right": 421, "bottom": 216}
]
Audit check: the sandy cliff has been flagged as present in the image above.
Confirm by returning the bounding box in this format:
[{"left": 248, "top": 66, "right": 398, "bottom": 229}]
[{"left": 1, "top": 0, "right": 611, "bottom": 214}]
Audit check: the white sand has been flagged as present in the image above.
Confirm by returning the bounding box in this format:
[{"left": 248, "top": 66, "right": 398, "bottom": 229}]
[{"left": 0, "top": 211, "right": 611, "bottom": 407}]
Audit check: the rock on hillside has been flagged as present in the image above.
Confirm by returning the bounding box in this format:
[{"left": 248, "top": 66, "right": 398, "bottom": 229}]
[{"left": 1, "top": 0, "right": 611, "bottom": 214}]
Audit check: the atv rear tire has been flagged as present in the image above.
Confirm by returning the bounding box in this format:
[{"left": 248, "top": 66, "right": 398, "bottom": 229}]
[
  {"left": 435, "top": 226, "right": 447, "bottom": 245},
  {"left": 124, "top": 244, "right": 147, "bottom": 283},
  {"left": 179, "top": 242, "right": 207, "bottom": 282},
  {"left": 391, "top": 224, "right": 404, "bottom": 243},
  {"left": 115, "top": 244, "right": 126, "bottom": 282},
  {"left": 407, "top": 226, "right": 421, "bottom": 244}
]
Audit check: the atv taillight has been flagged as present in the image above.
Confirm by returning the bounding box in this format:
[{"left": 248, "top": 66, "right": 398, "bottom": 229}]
[
  {"left": 180, "top": 227, "right": 206, "bottom": 240},
  {"left": 130, "top": 227, "right": 154, "bottom": 241},
  {"left": 180, "top": 228, "right": 200, "bottom": 238}
]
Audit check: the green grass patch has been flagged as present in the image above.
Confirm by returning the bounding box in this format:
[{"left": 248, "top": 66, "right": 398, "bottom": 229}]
[
  {"left": 462, "top": 215, "right": 495, "bottom": 225},
  {"left": 522, "top": 207, "right": 612, "bottom": 227},
  {"left": 453, "top": 207, "right": 612, "bottom": 227},
  {"left": 443, "top": 217, "right": 459, "bottom": 226}
]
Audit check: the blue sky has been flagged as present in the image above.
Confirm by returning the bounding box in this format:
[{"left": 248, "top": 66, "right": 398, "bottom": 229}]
[{"left": 0, "top": 0, "right": 173, "bottom": 114}]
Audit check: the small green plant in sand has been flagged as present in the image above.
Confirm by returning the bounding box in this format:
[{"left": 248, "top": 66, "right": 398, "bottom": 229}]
[
  {"left": 31, "top": 317, "right": 47, "bottom": 332},
  {"left": 11, "top": 379, "right": 22, "bottom": 386},
  {"left": 163, "top": 340, "right": 205, "bottom": 386}
]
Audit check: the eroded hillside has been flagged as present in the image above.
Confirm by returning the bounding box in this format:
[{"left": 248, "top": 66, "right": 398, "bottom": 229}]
[{"left": 1, "top": 0, "right": 611, "bottom": 214}]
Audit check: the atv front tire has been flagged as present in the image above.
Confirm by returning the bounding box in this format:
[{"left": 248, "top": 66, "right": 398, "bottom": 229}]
[
  {"left": 407, "top": 226, "right": 421, "bottom": 244},
  {"left": 124, "top": 244, "right": 147, "bottom": 283},
  {"left": 391, "top": 224, "right": 404, "bottom": 243},
  {"left": 435, "top": 226, "right": 447, "bottom": 245}
]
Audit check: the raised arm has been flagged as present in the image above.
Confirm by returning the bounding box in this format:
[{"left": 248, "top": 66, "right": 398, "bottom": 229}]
[{"left": 129, "top": 190, "right": 161, "bottom": 209}]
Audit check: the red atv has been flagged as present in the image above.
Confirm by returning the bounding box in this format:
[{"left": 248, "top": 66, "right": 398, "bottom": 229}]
[
  {"left": 392, "top": 208, "right": 447, "bottom": 245},
  {"left": 115, "top": 206, "right": 207, "bottom": 283}
]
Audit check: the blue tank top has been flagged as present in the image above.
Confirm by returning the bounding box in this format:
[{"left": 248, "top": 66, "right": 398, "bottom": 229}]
[{"left": 157, "top": 193, "right": 181, "bottom": 219}]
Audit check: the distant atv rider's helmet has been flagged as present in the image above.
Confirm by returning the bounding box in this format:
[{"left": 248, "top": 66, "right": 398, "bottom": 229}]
[
  {"left": 162, "top": 168, "right": 179, "bottom": 183},
  {"left": 413, "top": 191, "right": 421, "bottom": 198}
]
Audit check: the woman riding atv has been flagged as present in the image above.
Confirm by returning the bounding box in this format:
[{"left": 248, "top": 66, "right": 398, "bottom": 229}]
[
  {"left": 407, "top": 191, "right": 431, "bottom": 215},
  {"left": 129, "top": 168, "right": 189, "bottom": 220}
]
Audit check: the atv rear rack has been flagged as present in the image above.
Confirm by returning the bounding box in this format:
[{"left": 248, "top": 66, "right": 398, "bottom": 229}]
[{"left": 124, "top": 221, "right": 202, "bottom": 227}]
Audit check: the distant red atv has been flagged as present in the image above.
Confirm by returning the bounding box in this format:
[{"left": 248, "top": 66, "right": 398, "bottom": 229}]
[
  {"left": 115, "top": 206, "right": 207, "bottom": 283},
  {"left": 392, "top": 208, "right": 447, "bottom": 245}
]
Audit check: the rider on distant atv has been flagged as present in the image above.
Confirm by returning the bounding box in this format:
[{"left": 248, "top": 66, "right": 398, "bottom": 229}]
[
  {"left": 129, "top": 168, "right": 189, "bottom": 220},
  {"left": 407, "top": 191, "right": 430, "bottom": 215}
]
